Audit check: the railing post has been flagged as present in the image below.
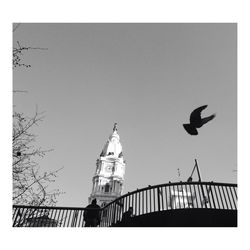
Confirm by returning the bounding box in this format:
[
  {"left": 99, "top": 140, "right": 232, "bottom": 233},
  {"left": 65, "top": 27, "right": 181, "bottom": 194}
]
[
  {"left": 157, "top": 187, "right": 161, "bottom": 211},
  {"left": 200, "top": 183, "right": 207, "bottom": 208},
  {"left": 112, "top": 203, "right": 116, "bottom": 225},
  {"left": 13, "top": 207, "right": 21, "bottom": 227}
]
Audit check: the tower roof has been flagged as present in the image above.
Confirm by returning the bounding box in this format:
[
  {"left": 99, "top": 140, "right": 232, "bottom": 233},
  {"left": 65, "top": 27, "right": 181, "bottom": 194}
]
[{"left": 100, "top": 123, "right": 123, "bottom": 159}]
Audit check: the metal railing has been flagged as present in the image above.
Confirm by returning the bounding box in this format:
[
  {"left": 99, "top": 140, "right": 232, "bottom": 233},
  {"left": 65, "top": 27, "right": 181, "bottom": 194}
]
[
  {"left": 99, "top": 181, "right": 237, "bottom": 227},
  {"left": 12, "top": 205, "right": 89, "bottom": 227},
  {"left": 13, "top": 181, "right": 237, "bottom": 227}
]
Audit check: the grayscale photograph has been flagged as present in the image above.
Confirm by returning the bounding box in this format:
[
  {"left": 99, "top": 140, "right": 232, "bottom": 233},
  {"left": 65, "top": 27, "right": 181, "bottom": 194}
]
[{"left": 13, "top": 23, "right": 237, "bottom": 227}]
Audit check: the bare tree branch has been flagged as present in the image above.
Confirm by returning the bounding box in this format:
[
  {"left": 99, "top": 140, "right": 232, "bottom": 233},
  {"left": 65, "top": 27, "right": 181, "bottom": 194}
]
[
  {"left": 13, "top": 23, "right": 21, "bottom": 33},
  {"left": 13, "top": 41, "right": 48, "bottom": 68},
  {"left": 13, "top": 31, "right": 62, "bottom": 207},
  {"left": 13, "top": 109, "right": 63, "bottom": 206}
]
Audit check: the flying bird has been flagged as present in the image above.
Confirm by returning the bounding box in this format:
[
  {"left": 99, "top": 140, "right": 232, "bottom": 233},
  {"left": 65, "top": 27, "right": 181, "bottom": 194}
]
[{"left": 183, "top": 105, "right": 216, "bottom": 135}]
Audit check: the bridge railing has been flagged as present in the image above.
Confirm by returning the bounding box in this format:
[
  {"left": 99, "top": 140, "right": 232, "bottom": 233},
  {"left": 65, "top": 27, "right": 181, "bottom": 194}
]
[
  {"left": 13, "top": 182, "right": 237, "bottom": 227},
  {"left": 99, "top": 182, "right": 237, "bottom": 227},
  {"left": 12, "top": 205, "right": 89, "bottom": 227}
]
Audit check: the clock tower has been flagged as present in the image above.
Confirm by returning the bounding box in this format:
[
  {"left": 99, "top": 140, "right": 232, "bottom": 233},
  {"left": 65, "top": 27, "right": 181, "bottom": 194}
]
[{"left": 88, "top": 123, "right": 126, "bottom": 208}]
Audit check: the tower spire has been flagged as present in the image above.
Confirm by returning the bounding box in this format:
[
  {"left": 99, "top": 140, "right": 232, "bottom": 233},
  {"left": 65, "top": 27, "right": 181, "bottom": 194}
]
[{"left": 113, "top": 122, "right": 118, "bottom": 132}]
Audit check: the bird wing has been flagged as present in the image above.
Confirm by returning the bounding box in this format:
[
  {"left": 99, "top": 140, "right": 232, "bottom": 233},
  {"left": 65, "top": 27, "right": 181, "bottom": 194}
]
[
  {"left": 200, "top": 114, "right": 216, "bottom": 126},
  {"left": 189, "top": 105, "right": 208, "bottom": 124}
]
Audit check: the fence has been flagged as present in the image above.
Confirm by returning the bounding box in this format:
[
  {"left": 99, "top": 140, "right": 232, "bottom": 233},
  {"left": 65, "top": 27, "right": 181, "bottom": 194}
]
[
  {"left": 12, "top": 205, "right": 89, "bottom": 227},
  {"left": 99, "top": 181, "right": 237, "bottom": 227},
  {"left": 13, "top": 181, "right": 237, "bottom": 227}
]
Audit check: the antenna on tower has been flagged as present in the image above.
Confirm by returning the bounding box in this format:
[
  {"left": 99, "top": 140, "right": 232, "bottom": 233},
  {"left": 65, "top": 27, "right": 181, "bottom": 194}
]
[{"left": 177, "top": 168, "right": 181, "bottom": 181}]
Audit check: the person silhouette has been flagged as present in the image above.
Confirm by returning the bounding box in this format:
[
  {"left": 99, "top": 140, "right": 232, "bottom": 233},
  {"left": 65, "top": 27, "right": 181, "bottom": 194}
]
[
  {"left": 122, "top": 207, "right": 133, "bottom": 222},
  {"left": 84, "top": 199, "right": 101, "bottom": 227}
]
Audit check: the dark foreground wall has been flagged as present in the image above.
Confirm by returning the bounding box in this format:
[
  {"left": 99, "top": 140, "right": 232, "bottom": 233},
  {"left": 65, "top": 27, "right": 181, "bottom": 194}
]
[{"left": 114, "top": 209, "right": 237, "bottom": 227}]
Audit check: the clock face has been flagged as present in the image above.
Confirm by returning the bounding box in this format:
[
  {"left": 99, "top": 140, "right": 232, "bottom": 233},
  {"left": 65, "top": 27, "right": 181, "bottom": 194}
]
[{"left": 105, "top": 165, "right": 112, "bottom": 172}]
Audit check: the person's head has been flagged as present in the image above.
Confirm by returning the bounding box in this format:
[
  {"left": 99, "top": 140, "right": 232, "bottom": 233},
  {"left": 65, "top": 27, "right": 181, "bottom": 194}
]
[{"left": 92, "top": 199, "right": 97, "bottom": 204}]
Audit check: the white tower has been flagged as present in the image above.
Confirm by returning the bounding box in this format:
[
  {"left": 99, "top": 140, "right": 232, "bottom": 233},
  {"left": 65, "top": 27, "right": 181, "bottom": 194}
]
[{"left": 88, "top": 123, "right": 126, "bottom": 208}]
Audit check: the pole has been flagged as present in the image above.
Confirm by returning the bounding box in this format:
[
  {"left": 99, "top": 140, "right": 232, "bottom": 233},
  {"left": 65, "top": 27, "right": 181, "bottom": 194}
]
[
  {"left": 195, "top": 159, "right": 207, "bottom": 208},
  {"left": 195, "top": 159, "right": 202, "bottom": 182}
]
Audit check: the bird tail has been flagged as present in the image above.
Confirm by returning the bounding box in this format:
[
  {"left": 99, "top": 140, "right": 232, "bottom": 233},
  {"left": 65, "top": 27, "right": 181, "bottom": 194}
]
[
  {"left": 201, "top": 113, "right": 216, "bottom": 126},
  {"left": 183, "top": 124, "right": 198, "bottom": 135}
]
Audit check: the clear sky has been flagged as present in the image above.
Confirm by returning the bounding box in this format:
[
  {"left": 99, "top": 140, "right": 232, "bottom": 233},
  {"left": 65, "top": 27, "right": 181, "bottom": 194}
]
[{"left": 13, "top": 23, "right": 236, "bottom": 207}]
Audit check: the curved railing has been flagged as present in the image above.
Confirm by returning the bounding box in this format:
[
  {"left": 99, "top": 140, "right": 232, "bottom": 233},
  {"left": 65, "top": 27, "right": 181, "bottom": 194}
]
[
  {"left": 99, "top": 181, "right": 237, "bottom": 227},
  {"left": 13, "top": 181, "right": 237, "bottom": 227},
  {"left": 12, "top": 205, "right": 89, "bottom": 227}
]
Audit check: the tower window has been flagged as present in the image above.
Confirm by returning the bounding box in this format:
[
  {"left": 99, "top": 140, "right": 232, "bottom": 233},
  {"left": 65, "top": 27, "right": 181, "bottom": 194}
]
[{"left": 105, "top": 183, "right": 110, "bottom": 193}]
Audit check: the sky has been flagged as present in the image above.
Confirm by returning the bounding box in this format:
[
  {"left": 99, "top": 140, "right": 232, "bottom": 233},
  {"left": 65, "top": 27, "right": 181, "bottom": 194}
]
[{"left": 13, "top": 23, "right": 237, "bottom": 207}]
